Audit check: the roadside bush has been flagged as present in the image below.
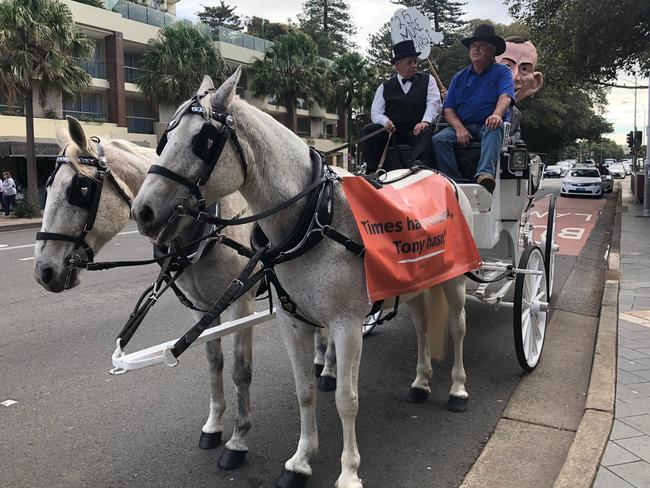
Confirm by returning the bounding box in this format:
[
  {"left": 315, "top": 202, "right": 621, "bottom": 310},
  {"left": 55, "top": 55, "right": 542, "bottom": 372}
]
[{"left": 12, "top": 200, "right": 38, "bottom": 218}]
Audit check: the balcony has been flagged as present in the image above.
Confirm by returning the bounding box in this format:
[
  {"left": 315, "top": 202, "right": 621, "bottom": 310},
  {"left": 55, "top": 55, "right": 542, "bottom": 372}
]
[
  {"left": 62, "top": 110, "right": 107, "bottom": 123},
  {"left": 124, "top": 65, "right": 149, "bottom": 84},
  {"left": 78, "top": 59, "right": 107, "bottom": 79},
  {"left": 127, "top": 115, "right": 155, "bottom": 134},
  {"left": 0, "top": 104, "right": 24, "bottom": 116},
  {"left": 216, "top": 26, "right": 273, "bottom": 53},
  {"left": 104, "top": 0, "right": 175, "bottom": 28}
]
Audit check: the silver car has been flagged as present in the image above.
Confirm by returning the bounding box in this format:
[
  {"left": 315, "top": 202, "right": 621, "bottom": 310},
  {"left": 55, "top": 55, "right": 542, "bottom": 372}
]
[
  {"left": 600, "top": 167, "right": 614, "bottom": 193},
  {"left": 561, "top": 167, "right": 603, "bottom": 198}
]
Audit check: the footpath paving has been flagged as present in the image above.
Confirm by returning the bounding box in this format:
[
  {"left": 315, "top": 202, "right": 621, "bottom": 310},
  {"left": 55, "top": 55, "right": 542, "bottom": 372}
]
[
  {"left": 595, "top": 183, "right": 650, "bottom": 488},
  {"left": 0, "top": 214, "right": 42, "bottom": 231}
]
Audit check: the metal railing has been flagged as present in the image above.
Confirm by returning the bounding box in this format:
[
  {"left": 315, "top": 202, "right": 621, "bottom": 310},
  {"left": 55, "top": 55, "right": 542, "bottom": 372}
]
[
  {"left": 104, "top": 0, "right": 175, "bottom": 28},
  {"left": 0, "top": 104, "right": 24, "bottom": 116},
  {"left": 62, "top": 110, "right": 107, "bottom": 123},
  {"left": 77, "top": 59, "right": 107, "bottom": 79},
  {"left": 216, "top": 26, "right": 273, "bottom": 53},
  {"left": 126, "top": 116, "right": 155, "bottom": 134},
  {"left": 124, "top": 66, "right": 150, "bottom": 84}
]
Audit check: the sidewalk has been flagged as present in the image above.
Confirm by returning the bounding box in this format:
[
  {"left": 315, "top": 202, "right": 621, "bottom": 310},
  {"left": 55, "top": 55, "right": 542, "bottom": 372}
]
[
  {"left": 595, "top": 183, "right": 650, "bottom": 487},
  {"left": 0, "top": 214, "right": 42, "bottom": 232}
]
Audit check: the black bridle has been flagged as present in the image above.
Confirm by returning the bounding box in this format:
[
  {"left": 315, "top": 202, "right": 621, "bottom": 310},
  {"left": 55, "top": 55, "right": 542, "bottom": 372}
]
[
  {"left": 150, "top": 91, "right": 249, "bottom": 220},
  {"left": 36, "top": 140, "right": 133, "bottom": 286}
]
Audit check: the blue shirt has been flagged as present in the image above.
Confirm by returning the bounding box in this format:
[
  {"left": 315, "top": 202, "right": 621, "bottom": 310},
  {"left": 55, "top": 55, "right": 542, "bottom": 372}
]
[{"left": 443, "top": 62, "right": 515, "bottom": 125}]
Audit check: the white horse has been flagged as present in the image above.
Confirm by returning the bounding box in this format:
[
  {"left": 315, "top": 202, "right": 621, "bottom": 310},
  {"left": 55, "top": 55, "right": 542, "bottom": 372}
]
[
  {"left": 33, "top": 116, "right": 260, "bottom": 470},
  {"left": 131, "top": 71, "right": 473, "bottom": 488}
]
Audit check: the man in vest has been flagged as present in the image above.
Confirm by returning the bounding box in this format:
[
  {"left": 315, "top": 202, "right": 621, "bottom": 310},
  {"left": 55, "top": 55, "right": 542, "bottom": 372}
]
[
  {"left": 432, "top": 24, "right": 515, "bottom": 193},
  {"left": 361, "top": 39, "right": 441, "bottom": 172}
]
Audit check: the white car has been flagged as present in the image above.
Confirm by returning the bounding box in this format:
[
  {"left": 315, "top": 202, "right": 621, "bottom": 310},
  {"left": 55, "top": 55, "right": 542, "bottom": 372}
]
[
  {"left": 600, "top": 167, "right": 614, "bottom": 193},
  {"left": 543, "top": 165, "right": 563, "bottom": 178},
  {"left": 609, "top": 164, "right": 626, "bottom": 178},
  {"left": 622, "top": 161, "right": 632, "bottom": 174},
  {"left": 561, "top": 167, "right": 603, "bottom": 198}
]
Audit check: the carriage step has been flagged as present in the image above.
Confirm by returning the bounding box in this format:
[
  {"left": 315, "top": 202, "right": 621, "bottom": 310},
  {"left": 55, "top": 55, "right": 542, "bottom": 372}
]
[
  {"left": 109, "top": 310, "right": 276, "bottom": 374},
  {"left": 458, "top": 184, "right": 493, "bottom": 213}
]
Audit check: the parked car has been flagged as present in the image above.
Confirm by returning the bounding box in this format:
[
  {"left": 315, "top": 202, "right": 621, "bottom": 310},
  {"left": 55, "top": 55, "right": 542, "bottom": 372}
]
[
  {"left": 561, "top": 166, "right": 603, "bottom": 198},
  {"left": 543, "top": 165, "right": 563, "bottom": 178},
  {"left": 555, "top": 160, "right": 575, "bottom": 176},
  {"left": 622, "top": 161, "right": 632, "bottom": 175},
  {"left": 602, "top": 158, "right": 616, "bottom": 167},
  {"left": 582, "top": 159, "right": 597, "bottom": 167},
  {"left": 609, "top": 163, "right": 626, "bottom": 178},
  {"left": 600, "top": 167, "right": 614, "bottom": 193}
]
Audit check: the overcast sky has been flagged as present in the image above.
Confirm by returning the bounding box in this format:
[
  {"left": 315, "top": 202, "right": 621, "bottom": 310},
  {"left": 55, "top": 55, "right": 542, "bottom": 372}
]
[{"left": 174, "top": 0, "right": 648, "bottom": 150}]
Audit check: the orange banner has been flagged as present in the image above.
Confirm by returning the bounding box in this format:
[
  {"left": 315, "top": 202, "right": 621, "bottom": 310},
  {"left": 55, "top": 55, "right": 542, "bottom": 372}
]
[{"left": 342, "top": 173, "right": 481, "bottom": 302}]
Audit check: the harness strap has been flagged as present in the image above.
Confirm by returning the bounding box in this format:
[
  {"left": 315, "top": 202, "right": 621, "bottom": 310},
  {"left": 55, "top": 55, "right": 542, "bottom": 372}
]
[
  {"left": 264, "top": 268, "right": 322, "bottom": 328},
  {"left": 321, "top": 226, "right": 365, "bottom": 256},
  {"left": 170, "top": 246, "right": 266, "bottom": 358},
  {"left": 148, "top": 164, "right": 203, "bottom": 202},
  {"left": 323, "top": 125, "right": 387, "bottom": 157}
]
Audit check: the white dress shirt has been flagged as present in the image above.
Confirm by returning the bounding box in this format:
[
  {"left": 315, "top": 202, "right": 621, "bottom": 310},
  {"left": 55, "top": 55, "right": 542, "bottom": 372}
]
[{"left": 370, "top": 73, "right": 441, "bottom": 127}]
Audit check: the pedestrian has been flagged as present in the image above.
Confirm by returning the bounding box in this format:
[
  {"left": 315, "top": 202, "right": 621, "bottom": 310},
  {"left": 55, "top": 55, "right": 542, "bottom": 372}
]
[
  {"left": 431, "top": 24, "right": 515, "bottom": 193},
  {"left": 2, "top": 171, "right": 17, "bottom": 216},
  {"left": 361, "top": 39, "right": 441, "bottom": 172}
]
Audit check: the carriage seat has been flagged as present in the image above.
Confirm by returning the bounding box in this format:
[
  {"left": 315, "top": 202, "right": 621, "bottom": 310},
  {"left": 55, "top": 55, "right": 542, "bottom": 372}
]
[{"left": 458, "top": 184, "right": 493, "bottom": 213}]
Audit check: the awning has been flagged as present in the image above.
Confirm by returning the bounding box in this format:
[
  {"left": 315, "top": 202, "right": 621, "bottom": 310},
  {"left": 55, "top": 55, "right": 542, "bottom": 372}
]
[{"left": 0, "top": 138, "right": 60, "bottom": 157}]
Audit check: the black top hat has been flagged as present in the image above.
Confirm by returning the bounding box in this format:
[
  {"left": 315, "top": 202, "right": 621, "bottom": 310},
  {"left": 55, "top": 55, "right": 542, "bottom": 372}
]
[
  {"left": 461, "top": 24, "right": 506, "bottom": 56},
  {"left": 391, "top": 40, "right": 421, "bottom": 64}
]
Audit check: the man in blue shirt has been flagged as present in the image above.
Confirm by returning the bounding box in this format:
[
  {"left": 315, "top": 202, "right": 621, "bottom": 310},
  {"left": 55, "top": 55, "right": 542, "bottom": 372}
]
[{"left": 432, "top": 24, "right": 515, "bottom": 193}]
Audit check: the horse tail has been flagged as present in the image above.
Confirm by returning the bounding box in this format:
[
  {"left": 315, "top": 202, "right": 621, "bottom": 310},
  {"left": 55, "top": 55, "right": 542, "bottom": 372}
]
[{"left": 423, "top": 285, "right": 449, "bottom": 362}]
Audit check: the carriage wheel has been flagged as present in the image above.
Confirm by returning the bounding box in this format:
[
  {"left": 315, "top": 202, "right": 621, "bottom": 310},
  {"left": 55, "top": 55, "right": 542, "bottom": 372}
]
[
  {"left": 544, "top": 196, "right": 557, "bottom": 299},
  {"left": 362, "top": 311, "right": 379, "bottom": 337},
  {"left": 513, "top": 245, "right": 548, "bottom": 372}
]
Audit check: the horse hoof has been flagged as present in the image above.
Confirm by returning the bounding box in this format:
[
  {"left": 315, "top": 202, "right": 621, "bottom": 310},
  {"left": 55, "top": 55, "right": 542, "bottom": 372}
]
[
  {"left": 276, "top": 469, "right": 310, "bottom": 488},
  {"left": 314, "top": 363, "right": 324, "bottom": 377},
  {"left": 407, "top": 387, "right": 429, "bottom": 403},
  {"left": 447, "top": 395, "right": 468, "bottom": 412},
  {"left": 198, "top": 431, "right": 222, "bottom": 450},
  {"left": 218, "top": 448, "right": 247, "bottom": 470},
  {"left": 318, "top": 375, "right": 337, "bottom": 392}
]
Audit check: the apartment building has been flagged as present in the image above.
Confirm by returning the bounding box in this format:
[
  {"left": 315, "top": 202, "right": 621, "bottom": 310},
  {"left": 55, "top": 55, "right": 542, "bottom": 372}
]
[{"left": 0, "top": 0, "right": 342, "bottom": 196}]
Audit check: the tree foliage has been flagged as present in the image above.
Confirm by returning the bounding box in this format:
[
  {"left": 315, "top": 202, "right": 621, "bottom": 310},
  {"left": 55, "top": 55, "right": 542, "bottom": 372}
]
[
  {"left": 329, "top": 52, "right": 376, "bottom": 142},
  {"left": 72, "top": 0, "right": 104, "bottom": 7},
  {"left": 391, "top": 0, "right": 466, "bottom": 36},
  {"left": 136, "top": 21, "right": 227, "bottom": 106},
  {"left": 507, "top": 0, "right": 650, "bottom": 82},
  {"left": 246, "top": 16, "right": 293, "bottom": 42},
  {"left": 0, "top": 0, "right": 93, "bottom": 211},
  {"left": 196, "top": 1, "right": 243, "bottom": 31},
  {"left": 298, "top": 0, "right": 355, "bottom": 58},
  {"left": 367, "top": 22, "right": 394, "bottom": 81},
  {"left": 251, "top": 31, "right": 329, "bottom": 133}
]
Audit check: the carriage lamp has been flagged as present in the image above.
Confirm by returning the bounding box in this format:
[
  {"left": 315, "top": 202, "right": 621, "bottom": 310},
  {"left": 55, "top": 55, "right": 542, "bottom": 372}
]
[{"left": 508, "top": 148, "right": 528, "bottom": 172}]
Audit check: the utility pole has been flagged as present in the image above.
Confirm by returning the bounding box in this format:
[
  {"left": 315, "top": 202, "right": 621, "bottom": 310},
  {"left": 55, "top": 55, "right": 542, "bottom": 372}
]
[
  {"left": 634, "top": 76, "right": 638, "bottom": 173},
  {"left": 635, "top": 78, "right": 650, "bottom": 217}
]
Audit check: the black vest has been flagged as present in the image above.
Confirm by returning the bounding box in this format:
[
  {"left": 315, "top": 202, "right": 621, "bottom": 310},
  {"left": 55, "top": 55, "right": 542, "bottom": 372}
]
[{"left": 382, "top": 73, "right": 428, "bottom": 133}]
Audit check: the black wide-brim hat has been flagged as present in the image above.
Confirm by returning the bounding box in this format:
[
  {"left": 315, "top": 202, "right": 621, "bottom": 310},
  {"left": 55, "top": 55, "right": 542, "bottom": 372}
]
[
  {"left": 461, "top": 24, "right": 506, "bottom": 56},
  {"left": 391, "top": 39, "right": 421, "bottom": 64}
]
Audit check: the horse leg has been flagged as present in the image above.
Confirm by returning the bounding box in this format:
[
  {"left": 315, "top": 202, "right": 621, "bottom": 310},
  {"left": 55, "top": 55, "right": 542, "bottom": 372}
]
[
  {"left": 442, "top": 276, "right": 469, "bottom": 412},
  {"left": 314, "top": 328, "right": 327, "bottom": 377},
  {"left": 318, "top": 330, "right": 337, "bottom": 392},
  {"left": 331, "top": 323, "right": 363, "bottom": 488},
  {"left": 198, "top": 310, "right": 226, "bottom": 450},
  {"left": 405, "top": 292, "right": 434, "bottom": 403},
  {"left": 218, "top": 297, "right": 255, "bottom": 470},
  {"left": 277, "top": 315, "right": 318, "bottom": 488}
]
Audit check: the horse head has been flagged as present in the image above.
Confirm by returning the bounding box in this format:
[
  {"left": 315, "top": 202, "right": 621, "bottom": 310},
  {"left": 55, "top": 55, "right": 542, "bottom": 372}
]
[
  {"left": 34, "top": 116, "right": 147, "bottom": 292},
  {"left": 132, "top": 69, "right": 247, "bottom": 245}
]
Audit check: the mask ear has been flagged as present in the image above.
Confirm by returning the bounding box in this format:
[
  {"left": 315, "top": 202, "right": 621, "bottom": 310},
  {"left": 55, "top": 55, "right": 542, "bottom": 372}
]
[
  {"left": 55, "top": 126, "right": 71, "bottom": 149},
  {"left": 197, "top": 75, "right": 215, "bottom": 94},
  {"left": 529, "top": 71, "right": 544, "bottom": 96},
  {"left": 211, "top": 67, "right": 241, "bottom": 113},
  {"left": 66, "top": 116, "right": 88, "bottom": 152}
]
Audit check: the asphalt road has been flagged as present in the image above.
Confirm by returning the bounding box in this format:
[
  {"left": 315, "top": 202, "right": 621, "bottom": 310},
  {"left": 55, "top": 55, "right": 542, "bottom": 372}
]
[{"left": 0, "top": 179, "right": 600, "bottom": 488}]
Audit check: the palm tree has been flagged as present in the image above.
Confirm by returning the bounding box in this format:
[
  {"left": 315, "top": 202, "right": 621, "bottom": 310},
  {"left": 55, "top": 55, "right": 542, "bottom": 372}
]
[
  {"left": 0, "top": 0, "right": 93, "bottom": 212},
  {"left": 136, "top": 21, "right": 227, "bottom": 107},
  {"left": 330, "top": 52, "right": 375, "bottom": 143},
  {"left": 250, "top": 31, "right": 329, "bottom": 133}
]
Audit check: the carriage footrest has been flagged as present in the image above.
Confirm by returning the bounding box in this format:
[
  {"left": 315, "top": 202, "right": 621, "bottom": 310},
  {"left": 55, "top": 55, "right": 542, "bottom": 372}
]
[{"left": 458, "top": 184, "right": 493, "bottom": 213}]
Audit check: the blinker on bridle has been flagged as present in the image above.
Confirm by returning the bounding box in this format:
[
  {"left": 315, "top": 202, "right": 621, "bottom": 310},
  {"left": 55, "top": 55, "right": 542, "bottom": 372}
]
[
  {"left": 36, "top": 139, "right": 133, "bottom": 287},
  {"left": 149, "top": 90, "right": 249, "bottom": 218}
]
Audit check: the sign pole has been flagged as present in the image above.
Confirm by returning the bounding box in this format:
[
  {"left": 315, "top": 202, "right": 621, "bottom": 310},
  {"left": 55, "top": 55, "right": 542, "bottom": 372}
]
[
  {"left": 644, "top": 81, "right": 650, "bottom": 216},
  {"left": 426, "top": 58, "right": 446, "bottom": 95}
]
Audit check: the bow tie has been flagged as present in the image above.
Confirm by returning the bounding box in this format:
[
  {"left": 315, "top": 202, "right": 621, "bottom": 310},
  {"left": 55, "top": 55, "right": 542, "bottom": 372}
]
[{"left": 401, "top": 77, "right": 413, "bottom": 84}]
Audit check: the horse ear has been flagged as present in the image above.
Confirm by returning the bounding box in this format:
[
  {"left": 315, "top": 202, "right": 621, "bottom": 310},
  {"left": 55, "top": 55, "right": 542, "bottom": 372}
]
[
  {"left": 197, "top": 75, "right": 215, "bottom": 94},
  {"left": 55, "top": 126, "right": 71, "bottom": 149},
  {"left": 211, "top": 67, "right": 241, "bottom": 112},
  {"left": 66, "top": 116, "right": 88, "bottom": 151}
]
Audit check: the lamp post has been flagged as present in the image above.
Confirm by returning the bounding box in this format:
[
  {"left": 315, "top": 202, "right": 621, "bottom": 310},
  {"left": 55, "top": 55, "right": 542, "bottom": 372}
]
[{"left": 644, "top": 85, "right": 650, "bottom": 216}]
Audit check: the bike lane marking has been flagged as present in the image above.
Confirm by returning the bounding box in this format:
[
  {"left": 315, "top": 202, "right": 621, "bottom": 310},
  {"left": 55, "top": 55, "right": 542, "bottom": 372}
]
[{"left": 532, "top": 195, "right": 606, "bottom": 256}]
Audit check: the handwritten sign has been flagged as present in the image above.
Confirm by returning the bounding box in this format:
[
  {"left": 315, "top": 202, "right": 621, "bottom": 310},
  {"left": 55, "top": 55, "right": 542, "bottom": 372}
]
[{"left": 390, "top": 7, "right": 444, "bottom": 60}]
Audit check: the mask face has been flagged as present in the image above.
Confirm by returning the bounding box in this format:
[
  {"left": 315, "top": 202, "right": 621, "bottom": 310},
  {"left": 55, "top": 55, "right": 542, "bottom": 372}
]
[{"left": 497, "top": 41, "right": 544, "bottom": 102}]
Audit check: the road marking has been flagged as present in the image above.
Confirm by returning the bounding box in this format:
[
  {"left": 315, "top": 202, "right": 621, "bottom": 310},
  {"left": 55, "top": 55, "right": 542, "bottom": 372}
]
[
  {"left": 20, "top": 257, "right": 34, "bottom": 261},
  {"left": 0, "top": 244, "right": 7, "bottom": 248},
  {"left": 118, "top": 230, "right": 138, "bottom": 235},
  {"left": 1, "top": 399, "right": 17, "bottom": 407},
  {"left": 0, "top": 243, "right": 36, "bottom": 252}
]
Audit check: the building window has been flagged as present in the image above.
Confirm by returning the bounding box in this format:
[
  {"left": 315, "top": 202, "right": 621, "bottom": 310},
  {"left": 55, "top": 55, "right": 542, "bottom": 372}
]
[
  {"left": 323, "top": 122, "right": 337, "bottom": 139},
  {"left": 77, "top": 42, "right": 106, "bottom": 79},
  {"left": 126, "top": 99, "right": 156, "bottom": 134},
  {"left": 0, "top": 92, "right": 24, "bottom": 116},
  {"left": 124, "top": 52, "right": 146, "bottom": 83},
  {"left": 297, "top": 117, "right": 310, "bottom": 137},
  {"left": 63, "top": 92, "right": 107, "bottom": 122}
]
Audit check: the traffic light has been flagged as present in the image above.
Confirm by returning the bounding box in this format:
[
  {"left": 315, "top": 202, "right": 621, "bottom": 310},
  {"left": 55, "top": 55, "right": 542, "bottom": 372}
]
[
  {"left": 635, "top": 130, "right": 642, "bottom": 146},
  {"left": 627, "top": 131, "right": 634, "bottom": 148}
]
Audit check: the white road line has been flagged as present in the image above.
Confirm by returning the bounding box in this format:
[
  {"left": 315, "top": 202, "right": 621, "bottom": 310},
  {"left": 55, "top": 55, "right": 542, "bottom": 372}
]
[
  {"left": 20, "top": 257, "right": 34, "bottom": 261},
  {"left": 0, "top": 244, "right": 7, "bottom": 248},
  {"left": 117, "top": 230, "right": 139, "bottom": 235},
  {"left": 0, "top": 243, "right": 36, "bottom": 252}
]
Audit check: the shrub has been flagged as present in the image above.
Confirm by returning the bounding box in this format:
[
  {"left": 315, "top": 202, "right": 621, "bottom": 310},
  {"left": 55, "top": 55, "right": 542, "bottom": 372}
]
[{"left": 12, "top": 200, "right": 38, "bottom": 218}]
